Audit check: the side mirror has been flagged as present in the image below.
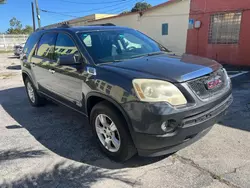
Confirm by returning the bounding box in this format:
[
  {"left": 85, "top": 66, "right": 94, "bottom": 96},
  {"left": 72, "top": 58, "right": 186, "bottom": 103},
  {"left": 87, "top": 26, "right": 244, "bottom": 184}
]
[{"left": 57, "top": 53, "right": 81, "bottom": 66}]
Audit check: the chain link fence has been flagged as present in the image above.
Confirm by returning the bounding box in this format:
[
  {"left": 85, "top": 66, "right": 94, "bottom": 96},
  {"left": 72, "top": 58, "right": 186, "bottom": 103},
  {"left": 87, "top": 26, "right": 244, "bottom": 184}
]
[{"left": 0, "top": 34, "right": 28, "bottom": 51}]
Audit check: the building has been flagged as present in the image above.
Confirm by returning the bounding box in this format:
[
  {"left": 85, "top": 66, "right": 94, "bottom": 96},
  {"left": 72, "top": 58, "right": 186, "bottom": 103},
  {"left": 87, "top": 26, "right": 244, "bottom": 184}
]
[
  {"left": 44, "top": 14, "right": 116, "bottom": 29},
  {"left": 89, "top": 0, "right": 190, "bottom": 54},
  {"left": 186, "top": 0, "right": 250, "bottom": 66}
]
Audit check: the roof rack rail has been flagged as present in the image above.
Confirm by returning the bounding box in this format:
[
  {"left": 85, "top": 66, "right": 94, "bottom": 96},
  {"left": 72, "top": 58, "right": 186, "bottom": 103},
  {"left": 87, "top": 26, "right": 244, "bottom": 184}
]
[
  {"left": 57, "top": 21, "right": 70, "bottom": 28},
  {"left": 36, "top": 21, "right": 70, "bottom": 31},
  {"left": 35, "top": 27, "right": 45, "bottom": 31},
  {"left": 89, "top": 23, "right": 116, "bottom": 26}
]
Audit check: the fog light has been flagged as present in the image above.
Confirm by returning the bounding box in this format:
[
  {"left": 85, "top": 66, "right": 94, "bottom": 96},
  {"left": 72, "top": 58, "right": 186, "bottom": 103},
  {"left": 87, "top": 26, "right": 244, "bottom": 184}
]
[{"left": 161, "top": 120, "right": 178, "bottom": 133}]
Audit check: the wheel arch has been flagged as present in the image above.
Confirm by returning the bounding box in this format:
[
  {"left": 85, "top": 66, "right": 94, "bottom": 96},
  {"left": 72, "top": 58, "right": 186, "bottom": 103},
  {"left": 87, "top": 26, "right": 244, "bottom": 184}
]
[
  {"left": 22, "top": 71, "right": 38, "bottom": 90},
  {"left": 86, "top": 92, "right": 135, "bottom": 138},
  {"left": 22, "top": 71, "right": 31, "bottom": 82}
]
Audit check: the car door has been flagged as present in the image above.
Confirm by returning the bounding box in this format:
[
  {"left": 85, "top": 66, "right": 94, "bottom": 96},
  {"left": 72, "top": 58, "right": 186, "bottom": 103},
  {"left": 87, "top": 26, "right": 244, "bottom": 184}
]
[
  {"left": 52, "top": 32, "right": 88, "bottom": 108},
  {"left": 31, "top": 32, "right": 58, "bottom": 93}
]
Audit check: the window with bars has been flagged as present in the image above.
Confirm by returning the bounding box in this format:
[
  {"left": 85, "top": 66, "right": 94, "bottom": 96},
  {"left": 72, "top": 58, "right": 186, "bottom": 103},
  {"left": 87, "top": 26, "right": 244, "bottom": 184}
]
[{"left": 208, "top": 12, "right": 242, "bottom": 44}]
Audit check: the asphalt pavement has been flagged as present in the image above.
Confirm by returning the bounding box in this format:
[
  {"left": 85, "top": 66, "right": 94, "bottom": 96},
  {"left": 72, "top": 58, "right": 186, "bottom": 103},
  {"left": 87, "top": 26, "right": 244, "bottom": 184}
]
[{"left": 0, "top": 53, "right": 250, "bottom": 188}]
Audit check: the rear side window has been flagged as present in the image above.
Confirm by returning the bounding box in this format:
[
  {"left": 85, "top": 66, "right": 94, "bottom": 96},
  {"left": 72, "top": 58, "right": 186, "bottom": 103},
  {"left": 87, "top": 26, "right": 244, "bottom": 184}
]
[
  {"left": 23, "top": 32, "right": 41, "bottom": 57},
  {"left": 36, "top": 32, "right": 57, "bottom": 60},
  {"left": 55, "top": 33, "right": 78, "bottom": 59}
]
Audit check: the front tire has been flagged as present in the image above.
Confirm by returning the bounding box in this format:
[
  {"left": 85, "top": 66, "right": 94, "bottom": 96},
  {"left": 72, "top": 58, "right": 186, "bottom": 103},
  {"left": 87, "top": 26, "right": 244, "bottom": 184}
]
[
  {"left": 90, "top": 101, "right": 136, "bottom": 161},
  {"left": 24, "top": 78, "right": 46, "bottom": 107}
]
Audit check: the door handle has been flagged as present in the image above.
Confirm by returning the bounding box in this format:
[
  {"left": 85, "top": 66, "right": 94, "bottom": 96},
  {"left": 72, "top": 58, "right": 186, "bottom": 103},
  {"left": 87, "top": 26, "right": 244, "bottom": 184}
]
[{"left": 49, "top": 69, "right": 55, "bottom": 74}]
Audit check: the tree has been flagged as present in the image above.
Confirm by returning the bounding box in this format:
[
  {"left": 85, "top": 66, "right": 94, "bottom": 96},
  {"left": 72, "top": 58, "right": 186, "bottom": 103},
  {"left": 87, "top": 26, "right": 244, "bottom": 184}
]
[
  {"left": 131, "top": 2, "right": 152, "bottom": 12},
  {"left": 0, "top": 0, "right": 7, "bottom": 4},
  {"left": 22, "top": 25, "right": 33, "bottom": 34},
  {"left": 9, "top": 17, "right": 22, "bottom": 29},
  {"left": 120, "top": 10, "right": 130, "bottom": 15},
  {"left": 6, "top": 17, "right": 33, "bottom": 34}
]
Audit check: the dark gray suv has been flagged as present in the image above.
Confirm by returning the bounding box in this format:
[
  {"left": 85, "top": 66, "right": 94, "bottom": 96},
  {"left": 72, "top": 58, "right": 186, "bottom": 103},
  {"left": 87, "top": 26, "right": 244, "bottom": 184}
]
[{"left": 21, "top": 25, "right": 233, "bottom": 161}]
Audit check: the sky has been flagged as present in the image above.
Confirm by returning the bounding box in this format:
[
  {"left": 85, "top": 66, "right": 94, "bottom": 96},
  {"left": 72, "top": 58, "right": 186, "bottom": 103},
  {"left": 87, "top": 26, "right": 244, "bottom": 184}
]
[{"left": 0, "top": 0, "right": 167, "bottom": 32}]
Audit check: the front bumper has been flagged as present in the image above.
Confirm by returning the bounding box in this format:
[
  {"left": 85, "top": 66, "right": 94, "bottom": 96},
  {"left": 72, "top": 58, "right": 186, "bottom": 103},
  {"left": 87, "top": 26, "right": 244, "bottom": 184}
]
[{"left": 122, "top": 92, "right": 233, "bottom": 157}]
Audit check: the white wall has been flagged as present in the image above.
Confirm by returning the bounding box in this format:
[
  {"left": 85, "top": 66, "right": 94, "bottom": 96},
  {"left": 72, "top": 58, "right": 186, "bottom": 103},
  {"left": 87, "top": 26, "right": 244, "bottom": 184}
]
[
  {"left": 0, "top": 34, "right": 28, "bottom": 51},
  {"left": 90, "top": 0, "right": 190, "bottom": 54}
]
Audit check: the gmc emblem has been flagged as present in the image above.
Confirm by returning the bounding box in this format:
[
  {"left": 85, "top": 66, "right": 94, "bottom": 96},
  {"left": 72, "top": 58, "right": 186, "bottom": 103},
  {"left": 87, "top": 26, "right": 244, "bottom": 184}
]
[{"left": 206, "top": 76, "right": 222, "bottom": 90}]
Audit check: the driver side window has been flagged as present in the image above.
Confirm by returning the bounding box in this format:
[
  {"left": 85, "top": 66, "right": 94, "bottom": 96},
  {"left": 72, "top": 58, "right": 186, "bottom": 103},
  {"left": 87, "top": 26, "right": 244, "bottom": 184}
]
[{"left": 55, "top": 33, "right": 78, "bottom": 61}]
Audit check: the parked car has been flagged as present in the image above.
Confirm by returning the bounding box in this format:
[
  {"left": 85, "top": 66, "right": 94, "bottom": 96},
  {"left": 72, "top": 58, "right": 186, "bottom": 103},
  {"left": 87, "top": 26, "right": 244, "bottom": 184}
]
[
  {"left": 14, "top": 43, "right": 25, "bottom": 57},
  {"left": 21, "top": 25, "right": 233, "bottom": 161}
]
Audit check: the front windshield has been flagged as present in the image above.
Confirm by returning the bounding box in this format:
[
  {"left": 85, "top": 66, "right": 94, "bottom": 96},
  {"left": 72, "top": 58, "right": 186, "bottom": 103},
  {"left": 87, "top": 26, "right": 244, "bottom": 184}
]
[{"left": 78, "top": 29, "right": 162, "bottom": 64}]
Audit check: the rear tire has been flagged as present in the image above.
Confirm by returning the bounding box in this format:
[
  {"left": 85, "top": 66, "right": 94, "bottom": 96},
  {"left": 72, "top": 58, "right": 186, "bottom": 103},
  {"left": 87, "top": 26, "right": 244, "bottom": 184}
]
[
  {"left": 24, "top": 78, "right": 46, "bottom": 107},
  {"left": 90, "top": 101, "right": 136, "bottom": 161}
]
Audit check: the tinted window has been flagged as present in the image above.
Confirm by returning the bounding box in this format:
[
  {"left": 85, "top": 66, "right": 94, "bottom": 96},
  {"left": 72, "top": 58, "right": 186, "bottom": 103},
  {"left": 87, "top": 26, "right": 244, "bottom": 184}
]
[
  {"left": 23, "top": 32, "right": 42, "bottom": 56},
  {"left": 55, "top": 33, "right": 78, "bottom": 60},
  {"left": 36, "top": 32, "right": 57, "bottom": 60},
  {"left": 78, "top": 29, "right": 161, "bottom": 64}
]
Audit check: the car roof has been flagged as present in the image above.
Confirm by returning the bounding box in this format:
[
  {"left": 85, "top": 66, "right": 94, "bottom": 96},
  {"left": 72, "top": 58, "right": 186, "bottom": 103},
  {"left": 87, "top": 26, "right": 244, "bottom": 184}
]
[{"left": 37, "top": 26, "right": 132, "bottom": 34}]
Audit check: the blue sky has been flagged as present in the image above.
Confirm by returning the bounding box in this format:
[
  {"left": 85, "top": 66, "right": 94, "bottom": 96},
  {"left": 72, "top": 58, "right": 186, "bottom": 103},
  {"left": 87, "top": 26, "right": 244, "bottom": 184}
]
[{"left": 0, "top": 0, "right": 167, "bottom": 32}]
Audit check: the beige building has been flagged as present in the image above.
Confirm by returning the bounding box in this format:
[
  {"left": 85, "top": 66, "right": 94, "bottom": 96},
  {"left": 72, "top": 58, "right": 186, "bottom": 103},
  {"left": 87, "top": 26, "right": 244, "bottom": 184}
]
[
  {"left": 88, "top": 0, "right": 190, "bottom": 54},
  {"left": 44, "top": 14, "right": 116, "bottom": 29}
]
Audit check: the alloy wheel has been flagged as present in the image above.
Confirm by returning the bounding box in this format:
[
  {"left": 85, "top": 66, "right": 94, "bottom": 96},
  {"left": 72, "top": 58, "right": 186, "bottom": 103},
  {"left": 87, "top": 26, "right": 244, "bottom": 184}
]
[
  {"left": 95, "top": 114, "right": 121, "bottom": 152},
  {"left": 26, "top": 82, "right": 35, "bottom": 103}
]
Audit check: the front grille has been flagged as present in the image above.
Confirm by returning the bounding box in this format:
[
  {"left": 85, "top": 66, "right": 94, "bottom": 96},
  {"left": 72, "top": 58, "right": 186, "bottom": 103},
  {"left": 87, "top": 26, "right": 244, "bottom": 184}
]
[{"left": 188, "top": 69, "right": 228, "bottom": 100}]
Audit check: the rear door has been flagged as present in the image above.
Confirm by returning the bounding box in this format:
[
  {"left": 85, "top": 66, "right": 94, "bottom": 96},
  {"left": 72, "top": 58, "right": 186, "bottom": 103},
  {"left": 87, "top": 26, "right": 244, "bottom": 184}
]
[{"left": 31, "top": 32, "right": 58, "bottom": 93}]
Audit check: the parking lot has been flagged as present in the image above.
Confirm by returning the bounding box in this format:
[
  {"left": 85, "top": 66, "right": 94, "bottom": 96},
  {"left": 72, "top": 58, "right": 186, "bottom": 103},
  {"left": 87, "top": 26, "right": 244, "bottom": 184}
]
[{"left": 0, "top": 53, "right": 250, "bottom": 188}]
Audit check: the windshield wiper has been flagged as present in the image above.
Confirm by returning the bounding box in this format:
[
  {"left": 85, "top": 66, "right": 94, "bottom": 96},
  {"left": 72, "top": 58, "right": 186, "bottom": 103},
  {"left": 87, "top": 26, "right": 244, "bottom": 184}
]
[
  {"left": 131, "top": 51, "right": 165, "bottom": 59},
  {"left": 98, "top": 59, "right": 124, "bottom": 64},
  {"left": 147, "top": 51, "right": 165, "bottom": 56}
]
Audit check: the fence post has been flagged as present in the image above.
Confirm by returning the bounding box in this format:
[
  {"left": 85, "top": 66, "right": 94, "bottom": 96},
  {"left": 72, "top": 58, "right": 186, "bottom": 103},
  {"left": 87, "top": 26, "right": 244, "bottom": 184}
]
[{"left": 2, "top": 34, "right": 7, "bottom": 51}]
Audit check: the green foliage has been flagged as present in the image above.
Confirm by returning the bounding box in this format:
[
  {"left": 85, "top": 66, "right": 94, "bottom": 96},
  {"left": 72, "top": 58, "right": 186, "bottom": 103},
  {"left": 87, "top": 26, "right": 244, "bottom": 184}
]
[
  {"left": 0, "top": 0, "right": 7, "bottom": 4},
  {"left": 120, "top": 10, "right": 130, "bottom": 15},
  {"left": 131, "top": 2, "right": 152, "bottom": 12},
  {"left": 6, "top": 17, "right": 33, "bottom": 34},
  {"left": 9, "top": 17, "right": 22, "bottom": 29},
  {"left": 22, "top": 25, "right": 33, "bottom": 34}
]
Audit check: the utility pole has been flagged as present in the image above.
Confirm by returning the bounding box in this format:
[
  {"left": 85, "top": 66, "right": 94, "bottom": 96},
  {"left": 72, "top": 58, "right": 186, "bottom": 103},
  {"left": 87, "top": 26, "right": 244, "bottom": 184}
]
[
  {"left": 34, "top": 0, "right": 41, "bottom": 28},
  {"left": 31, "top": 2, "right": 36, "bottom": 31}
]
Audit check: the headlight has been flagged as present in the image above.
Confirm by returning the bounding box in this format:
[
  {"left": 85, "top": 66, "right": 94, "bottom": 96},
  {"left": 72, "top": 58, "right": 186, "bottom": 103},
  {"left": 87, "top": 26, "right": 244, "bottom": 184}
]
[
  {"left": 132, "top": 79, "right": 187, "bottom": 105},
  {"left": 222, "top": 68, "right": 231, "bottom": 86},
  {"left": 223, "top": 68, "right": 230, "bottom": 79}
]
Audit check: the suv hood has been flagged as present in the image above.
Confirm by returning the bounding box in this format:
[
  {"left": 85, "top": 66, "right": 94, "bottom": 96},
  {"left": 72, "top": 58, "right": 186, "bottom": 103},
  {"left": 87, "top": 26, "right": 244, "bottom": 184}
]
[{"left": 103, "top": 54, "right": 222, "bottom": 82}]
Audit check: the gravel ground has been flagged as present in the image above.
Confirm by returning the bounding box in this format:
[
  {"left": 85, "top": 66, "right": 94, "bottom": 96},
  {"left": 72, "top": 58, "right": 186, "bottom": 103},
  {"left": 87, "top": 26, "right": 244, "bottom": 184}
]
[{"left": 0, "top": 53, "right": 250, "bottom": 188}]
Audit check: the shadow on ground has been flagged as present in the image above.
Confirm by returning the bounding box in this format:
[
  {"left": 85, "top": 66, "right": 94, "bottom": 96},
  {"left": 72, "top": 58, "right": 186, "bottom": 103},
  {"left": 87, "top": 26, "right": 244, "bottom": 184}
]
[
  {"left": 0, "top": 148, "right": 47, "bottom": 163},
  {"left": 1, "top": 160, "right": 137, "bottom": 188},
  {"left": 7, "top": 56, "right": 19, "bottom": 59},
  {"left": 0, "top": 86, "right": 166, "bottom": 170},
  {"left": 219, "top": 73, "right": 250, "bottom": 132},
  {"left": 6, "top": 65, "right": 21, "bottom": 70}
]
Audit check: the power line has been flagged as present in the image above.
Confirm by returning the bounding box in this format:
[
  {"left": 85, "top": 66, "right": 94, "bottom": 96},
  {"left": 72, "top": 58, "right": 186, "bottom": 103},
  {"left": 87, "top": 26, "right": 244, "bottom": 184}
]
[
  {"left": 40, "top": 0, "right": 143, "bottom": 19},
  {"left": 40, "top": 0, "right": 135, "bottom": 14},
  {"left": 59, "top": 0, "right": 127, "bottom": 5},
  {"left": 40, "top": 9, "right": 78, "bottom": 18},
  {"left": 109, "top": 0, "right": 144, "bottom": 14},
  {"left": 102, "top": 0, "right": 138, "bottom": 14},
  {"left": 96, "top": 0, "right": 137, "bottom": 13}
]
